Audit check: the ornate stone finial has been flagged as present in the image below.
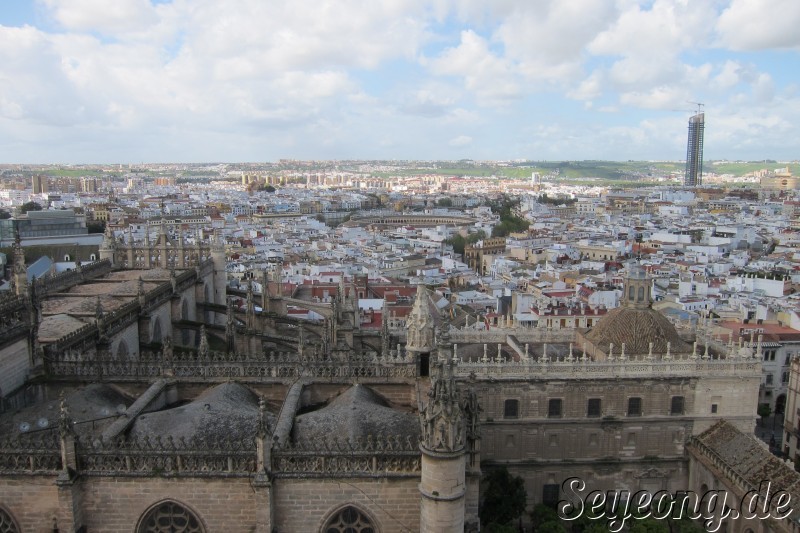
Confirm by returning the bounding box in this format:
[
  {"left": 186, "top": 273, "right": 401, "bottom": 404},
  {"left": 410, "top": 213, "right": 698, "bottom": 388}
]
[
  {"left": 225, "top": 298, "right": 236, "bottom": 354},
  {"left": 568, "top": 343, "right": 573, "bottom": 361},
  {"left": 257, "top": 396, "right": 270, "bottom": 439},
  {"left": 665, "top": 342, "right": 672, "bottom": 360},
  {"left": 137, "top": 276, "right": 146, "bottom": 306},
  {"left": 691, "top": 341, "right": 698, "bottom": 360},
  {"left": 12, "top": 230, "right": 28, "bottom": 295},
  {"left": 95, "top": 296, "right": 105, "bottom": 322},
  {"left": 608, "top": 343, "right": 614, "bottom": 361},
  {"left": 620, "top": 343, "right": 626, "bottom": 360},
  {"left": 58, "top": 395, "right": 74, "bottom": 437},
  {"left": 246, "top": 280, "right": 256, "bottom": 331},
  {"left": 381, "top": 311, "right": 391, "bottom": 357},
  {"left": 647, "top": 342, "right": 654, "bottom": 360},
  {"left": 198, "top": 325, "right": 209, "bottom": 359},
  {"left": 420, "top": 351, "right": 466, "bottom": 454},
  {"left": 406, "top": 283, "right": 435, "bottom": 354},
  {"left": 162, "top": 335, "right": 173, "bottom": 363},
  {"left": 337, "top": 274, "right": 346, "bottom": 304}
]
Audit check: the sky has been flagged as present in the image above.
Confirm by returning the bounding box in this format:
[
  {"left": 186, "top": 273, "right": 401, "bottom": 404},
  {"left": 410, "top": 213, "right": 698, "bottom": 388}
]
[{"left": 0, "top": 0, "right": 799, "bottom": 164}]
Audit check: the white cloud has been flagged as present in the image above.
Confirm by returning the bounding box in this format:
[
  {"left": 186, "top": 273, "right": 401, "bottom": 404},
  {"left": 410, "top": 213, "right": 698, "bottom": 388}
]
[
  {"left": 495, "top": 0, "right": 618, "bottom": 83},
  {"left": 426, "top": 30, "right": 521, "bottom": 105},
  {"left": 38, "top": 0, "right": 159, "bottom": 35},
  {"left": 0, "top": 0, "right": 798, "bottom": 161},
  {"left": 716, "top": 0, "right": 800, "bottom": 50},
  {"left": 449, "top": 134, "right": 472, "bottom": 147}
]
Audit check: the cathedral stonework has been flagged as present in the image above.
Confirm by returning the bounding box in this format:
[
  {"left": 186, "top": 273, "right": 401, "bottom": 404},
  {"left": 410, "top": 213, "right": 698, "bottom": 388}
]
[{"left": 0, "top": 257, "right": 766, "bottom": 532}]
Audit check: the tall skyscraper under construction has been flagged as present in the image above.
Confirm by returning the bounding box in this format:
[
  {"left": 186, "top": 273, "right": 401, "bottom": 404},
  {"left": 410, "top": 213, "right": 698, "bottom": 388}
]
[{"left": 684, "top": 112, "right": 705, "bottom": 187}]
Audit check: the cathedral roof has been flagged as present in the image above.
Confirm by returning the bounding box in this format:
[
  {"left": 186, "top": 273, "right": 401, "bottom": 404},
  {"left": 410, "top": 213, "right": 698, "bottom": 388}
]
[
  {"left": 128, "top": 382, "right": 276, "bottom": 442},
  {"left": 0, "top": 384, "right": 132, "bottom": 437},
  {"left": 584, "top": 305, "right": 692, "bottom": 356},
  {"left": 693, "top": 420, "right": 800, "bottom": 496},
  {"left": 292, "top": 385, "right": 419, "bottom": 443}
]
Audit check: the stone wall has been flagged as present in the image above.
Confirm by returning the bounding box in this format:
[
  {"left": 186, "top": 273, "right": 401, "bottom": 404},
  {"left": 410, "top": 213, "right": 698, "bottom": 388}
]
[
  {"left": 79, "top": 477, "right": 263, "bottom": 532},
  {"left": 111, "top": 321, "right": 141, "bottom": 359},
  {"left": 690, "top": 375, "right": 760, "bottom": 435},
  {"left": 0, "top": 476, "right": 60, "bottom": 532},
  {"left": 0, "top": 339, "right": 29, "bottom": 398},
  {"left": 272, "top": 478, "right": 419, "bottom": 533}
]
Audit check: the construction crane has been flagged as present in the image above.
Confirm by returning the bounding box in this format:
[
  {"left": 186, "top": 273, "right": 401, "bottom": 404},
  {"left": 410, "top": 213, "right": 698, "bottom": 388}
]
[{"left": 687, "top": 101, "right": 705, "bottom": 115}]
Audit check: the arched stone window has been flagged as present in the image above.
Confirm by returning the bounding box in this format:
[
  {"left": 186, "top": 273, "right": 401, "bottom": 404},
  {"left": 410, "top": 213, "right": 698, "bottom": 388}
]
[
  {"left": 137, "top": 500, "right": 205, "bottom": 533},
  {"left": 0, "top": 506, "right": 20, "bottom": 533},
  {"left": 181, "top": 299, "right": 189, "bottom": 320},
  {"left": 638, "top": 286, "right": 645, "bottom": 302},
  {"left": 628, "top": 286, "right": 635, "bottom": 301},
  {"left": 323, "top": 506, "right": 376, "bottom": 533},
  {"left": 152, "top": 318, "right": 162, "bottom": 344},
  {"left": 117, "top": 340, "right": 129, "bottom": 360}
]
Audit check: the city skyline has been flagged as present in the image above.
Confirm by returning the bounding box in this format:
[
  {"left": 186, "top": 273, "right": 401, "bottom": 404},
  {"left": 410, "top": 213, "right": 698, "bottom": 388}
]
[{"left": 0, "top": 0, "right": 799, "bottom": 164}]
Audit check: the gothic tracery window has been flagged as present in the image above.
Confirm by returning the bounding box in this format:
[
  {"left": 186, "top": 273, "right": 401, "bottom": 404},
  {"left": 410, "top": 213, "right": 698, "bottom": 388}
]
[
  {"left": 0, "top": 507, "right": 20, "bottom": 533},
  {"left": 323, "top": 506, "right": 376, "bottom": 533},
  {"left": 137, "top": 501, "right": 205, "bottom": 533}
]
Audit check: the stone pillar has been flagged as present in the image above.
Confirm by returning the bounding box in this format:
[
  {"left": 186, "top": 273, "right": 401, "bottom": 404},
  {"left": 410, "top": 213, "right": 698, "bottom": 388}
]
[
  {"left": 419, "top": 449, "right": 466, "bottom": 533},
  {"left": 56, "top": 398, "right": 85, "bottom": 531}
]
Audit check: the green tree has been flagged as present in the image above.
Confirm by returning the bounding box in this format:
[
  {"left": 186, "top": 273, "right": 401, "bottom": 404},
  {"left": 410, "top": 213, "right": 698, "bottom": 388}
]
[
  {"left": 537, "top": 521, "right": 567, "bottom": 533},
  {"left": 87, "top": 220, "right": 106, "bottom": 234},
  {"left": 480, "top": 467, "right": 527, "bottom": 528},
  {"left": 484, "top": 522, "right": 517, "bottom": 533},
  {"left": 437, "top": 198, "right": 453, "bottom": 207},
  {"left": 758, "top": 403, "right": 771, "bottom": 426},
  {"left": 20, "top": 201, "right": 42, "bottom": 214},
  {"left": 0, "top": 210, "right": 11, "bottom": 219},
  {"left": 447, "top": 234, "right": 466, "bottom": 255}
]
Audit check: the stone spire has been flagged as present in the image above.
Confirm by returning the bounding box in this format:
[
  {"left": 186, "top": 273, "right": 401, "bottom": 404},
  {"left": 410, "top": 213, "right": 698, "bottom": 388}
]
[
  {"left": 246, "top": 279, "right": 256, "bottom": 331},
  {"left": 381, "top": 311, "right": 391, "bottom": 357},
  {"left": 406, "top": 283, "right": 435, "bottom": 354},
  {"left": 337, "top": 274, "right": 346, "bottom": 305},
  {"left": 420, "top": 328, "right": 465, "bottom": 453},
  {"left": 198, "top": 325, "right": 209, "bottom": 359},
  {"left": 99, "top": 224, "right": 116, "bottom": 264},
  {"left": 211, "top": 231, "right": 227, "bottom": 312},
  {"left": 418, "top": 325, "right": 467, "bottom": 532},
  {"left": 12, "top": 231, "right": 28, "bottom": 296},
  {"left": 137, "top": 277, "right": 146, "bottom": 306},
  {"left": 225, "top": 297, "right": 236, "bottom": 354}
]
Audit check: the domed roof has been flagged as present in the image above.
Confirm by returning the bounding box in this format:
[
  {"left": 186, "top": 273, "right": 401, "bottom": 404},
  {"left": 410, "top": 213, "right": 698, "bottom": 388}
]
[
  {"left": 584, "top": 306, "right": 692, "bottom": 357},
  {"left": 129, "top": 382, "right": 275, "bottom": 442},
  {"left": 292, "top": 385, "right": 419, "bottom": 443}
]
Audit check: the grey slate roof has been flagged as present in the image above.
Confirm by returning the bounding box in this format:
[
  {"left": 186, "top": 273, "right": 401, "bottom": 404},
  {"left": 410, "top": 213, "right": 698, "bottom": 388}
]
[
  {"left": 128, "top": 382, "right": 276, "bottom": 442},
  {"left": 292, "top": 384, "right": 419, "bottom": 443}
]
